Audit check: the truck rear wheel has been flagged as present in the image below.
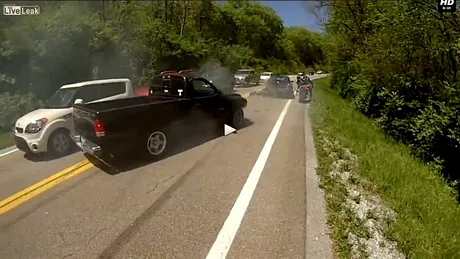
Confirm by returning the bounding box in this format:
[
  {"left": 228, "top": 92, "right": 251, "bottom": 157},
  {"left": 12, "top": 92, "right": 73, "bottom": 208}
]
[{"left": 145, "top": 130, "right": 168, "bottom": 157}]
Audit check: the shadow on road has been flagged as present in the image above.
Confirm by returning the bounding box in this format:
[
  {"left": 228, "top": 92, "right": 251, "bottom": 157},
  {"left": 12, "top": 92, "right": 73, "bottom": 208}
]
[
  {"left": 23, "top": 146, "right": 79, "bottom": 162},
  {"left": 86, "top": 118, "right": 254, "bottom": 175}
]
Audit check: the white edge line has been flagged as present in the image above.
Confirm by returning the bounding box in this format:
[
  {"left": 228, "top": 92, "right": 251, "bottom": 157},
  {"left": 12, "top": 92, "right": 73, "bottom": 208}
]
[
  {"left": 0, "top": 147, "right": 18, "bottom": 158},
  {"left": 206, "top": 99, "right": 292, "bottom": 259}
]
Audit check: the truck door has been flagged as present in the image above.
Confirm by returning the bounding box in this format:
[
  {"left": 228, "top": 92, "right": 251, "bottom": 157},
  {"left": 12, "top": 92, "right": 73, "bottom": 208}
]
[
  {"left": 189, "top": 78, "right": 221, "bottom": 134},
  {"left": 152, "top": 75, "right": 196, "bottom": 133}
]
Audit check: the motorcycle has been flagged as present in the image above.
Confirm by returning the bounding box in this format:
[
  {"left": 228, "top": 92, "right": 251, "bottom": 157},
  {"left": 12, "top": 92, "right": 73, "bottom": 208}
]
[{"left": 297, "top": 84, "right": 312, "bottom": 103}]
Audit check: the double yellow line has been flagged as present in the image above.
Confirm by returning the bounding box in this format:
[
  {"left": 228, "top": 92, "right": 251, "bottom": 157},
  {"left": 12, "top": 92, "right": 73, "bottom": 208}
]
[{"left": 0, "top": 160, "right": 93, "bottom": 215}]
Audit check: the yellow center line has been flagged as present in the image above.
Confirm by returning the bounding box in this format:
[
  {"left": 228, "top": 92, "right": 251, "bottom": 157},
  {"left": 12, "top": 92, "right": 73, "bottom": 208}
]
[{"left": 0, "top": 159, "right": 94, "bottom": 215}]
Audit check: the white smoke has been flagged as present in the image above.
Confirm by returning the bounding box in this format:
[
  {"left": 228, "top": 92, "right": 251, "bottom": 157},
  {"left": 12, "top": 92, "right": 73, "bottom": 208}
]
[{"left": 197, "top": 60, "right": 236, "bottom": 94}]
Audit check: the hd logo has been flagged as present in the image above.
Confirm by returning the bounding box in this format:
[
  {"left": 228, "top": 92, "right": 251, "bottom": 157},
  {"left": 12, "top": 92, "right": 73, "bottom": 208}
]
[{"left": 438, "top": 0, "right": 457, "bottom": 13}]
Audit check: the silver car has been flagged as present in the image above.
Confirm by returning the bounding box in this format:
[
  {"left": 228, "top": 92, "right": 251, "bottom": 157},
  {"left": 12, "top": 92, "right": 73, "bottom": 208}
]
[
  {"left": 259, "top": 72, "right": 273, "bottom": 83},
  {"left": 234, "top": 69, "right": 259, "bottom": 87}
]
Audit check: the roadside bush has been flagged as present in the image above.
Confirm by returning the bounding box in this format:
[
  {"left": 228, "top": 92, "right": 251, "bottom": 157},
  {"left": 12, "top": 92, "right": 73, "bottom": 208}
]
[
  {"left": 0, "top": 93, "right": 42, "bottom": 132},
  {"left": 326, "top": 0, "right": 460, "bottom": 187},
  {"left": 305, "top": 67, "right": 315, "bottom": 74}
]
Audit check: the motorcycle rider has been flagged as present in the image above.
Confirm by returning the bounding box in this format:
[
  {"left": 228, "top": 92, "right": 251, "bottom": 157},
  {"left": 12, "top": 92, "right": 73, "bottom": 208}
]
[
  {"left": 296, "top": 72, "right": 305, "bottom": 85},
  {"left": 295, "top": 72, "right": 313, "bottom": 98}
]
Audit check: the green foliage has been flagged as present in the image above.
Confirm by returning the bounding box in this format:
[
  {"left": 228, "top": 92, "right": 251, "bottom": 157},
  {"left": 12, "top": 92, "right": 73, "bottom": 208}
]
[
  {"left": 325, "top": 0, "right": 460, "bottom": 183},
  {"left": 0, "top": 93, "right": 42, "bottom": 131},
  {"left": 311, "top": 77, "right": 460, "bottom": 258},
  {"left": 0, "top": 0, "right": 327, "bottom": 137}
]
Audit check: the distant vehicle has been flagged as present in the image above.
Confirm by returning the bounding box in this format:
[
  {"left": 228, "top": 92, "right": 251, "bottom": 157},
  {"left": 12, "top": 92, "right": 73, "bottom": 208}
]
[
  {"left": 234, "top": 69, "right": 259, "bottom": 87},
  {"left": 298, "top": 83, "right": 313, "bottom": 103},
  {"left": 71, "top": 73, "right": 248, "bottom": 163},
  {"left": 267, "top": 74, "right": 295, "bottom": 99},
  {"left": 135, "top": 86, "right": 150, "bottom": 96},
  {"left": 316, "top": 70, "right": 324, "bottom": 74},
  {"left": 14, "top": 78, "right": 136, "bottom": 156},
  {"left": 297, "top": 76, "right": 314, "bottom": 103},
  {"left": 259, "top": 72, "right": 273, "bottom": 83}
]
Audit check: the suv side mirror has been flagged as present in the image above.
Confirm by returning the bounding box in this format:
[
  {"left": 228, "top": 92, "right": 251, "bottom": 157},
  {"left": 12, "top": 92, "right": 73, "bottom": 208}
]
[{"left": 74, "top": 99, "right": 83, "bottom": 105}]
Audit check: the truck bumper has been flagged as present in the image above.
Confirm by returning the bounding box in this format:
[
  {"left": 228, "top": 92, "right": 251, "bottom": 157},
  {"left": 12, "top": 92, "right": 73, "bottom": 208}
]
[{"left": 71, "top": 134, "right": 102, "bottom": 157}]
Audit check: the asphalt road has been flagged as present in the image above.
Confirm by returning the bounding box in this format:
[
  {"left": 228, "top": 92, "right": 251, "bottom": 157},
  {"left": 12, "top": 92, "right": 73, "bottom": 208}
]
[
  {"left": 0, "top": 147, "right": 87, "bottom": 201},
  {"left": 0, "top": 84, "right": 266, "bottom": 201},
  {"left": 0, "top": 74, "right": 330, "bottom": 259}
]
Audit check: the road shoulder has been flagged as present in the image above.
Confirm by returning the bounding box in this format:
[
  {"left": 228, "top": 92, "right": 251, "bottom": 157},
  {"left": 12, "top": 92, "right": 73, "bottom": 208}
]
[{"left": 304, "top": 103, "right": 334, "bottom": 259}]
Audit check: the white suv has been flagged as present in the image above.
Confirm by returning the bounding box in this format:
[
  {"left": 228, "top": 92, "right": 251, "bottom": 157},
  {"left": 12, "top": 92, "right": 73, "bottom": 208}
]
[
  {"left": 14, "top": 78, "right": 135, "bottom": 156},
  {"left": 259, "top": 72, "right": 273, "bottom": 83}
]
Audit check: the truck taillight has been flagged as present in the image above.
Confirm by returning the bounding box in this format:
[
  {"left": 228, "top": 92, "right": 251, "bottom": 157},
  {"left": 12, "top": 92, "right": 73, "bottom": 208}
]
[{"left": 94, "top": 119, "right": 105, "bottom": 137}]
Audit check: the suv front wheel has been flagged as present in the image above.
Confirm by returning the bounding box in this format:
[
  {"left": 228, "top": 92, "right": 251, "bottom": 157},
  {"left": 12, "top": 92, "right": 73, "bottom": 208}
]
[{"left": 48, "top": 129, "right": 74, "bottom": 156}]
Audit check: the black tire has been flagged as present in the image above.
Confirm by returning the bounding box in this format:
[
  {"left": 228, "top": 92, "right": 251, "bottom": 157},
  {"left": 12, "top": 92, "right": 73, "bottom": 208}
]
[
  {"left": 47, "top": 129, "right": 73, "bottom": 156},
  {"left": 299, "top": 91, "right": 307, "bottom": 103},
  {"left": 306, "top": 91, "right": 312, "bottom": 102},
  {"left": 229, "top": 108, "right": 245, "bottom": 129}
]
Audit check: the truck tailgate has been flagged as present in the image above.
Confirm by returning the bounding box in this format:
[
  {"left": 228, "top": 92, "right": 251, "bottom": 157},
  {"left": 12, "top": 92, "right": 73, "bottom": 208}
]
[{"left": 73, "top": 105, "right": 99, "bottom": 145}]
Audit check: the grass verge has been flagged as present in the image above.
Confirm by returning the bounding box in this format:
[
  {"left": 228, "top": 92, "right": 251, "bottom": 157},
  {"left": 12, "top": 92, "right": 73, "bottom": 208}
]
[
  {"left": 0, "top": 131, "right": 13, "bottom": 150},
  {"left": 310, "top": 77, "right": 460, "bottom": 258}
]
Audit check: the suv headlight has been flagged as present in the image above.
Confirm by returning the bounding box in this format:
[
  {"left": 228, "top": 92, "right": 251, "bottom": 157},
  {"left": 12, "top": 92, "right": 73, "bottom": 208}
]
[{"left": 25, "top": 118, "right": 48, "bottom": 133}]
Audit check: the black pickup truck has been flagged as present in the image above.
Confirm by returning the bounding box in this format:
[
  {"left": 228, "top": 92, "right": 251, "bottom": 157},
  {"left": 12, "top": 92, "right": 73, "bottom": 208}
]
[{"left": 71, "top": 73, "right": 247, "bottom": 162}]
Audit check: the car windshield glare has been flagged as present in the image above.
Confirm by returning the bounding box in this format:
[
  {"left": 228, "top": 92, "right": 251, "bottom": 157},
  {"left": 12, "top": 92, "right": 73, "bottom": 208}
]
[{"left": 43, "top": 88, "right": 79, "bottom": 109}]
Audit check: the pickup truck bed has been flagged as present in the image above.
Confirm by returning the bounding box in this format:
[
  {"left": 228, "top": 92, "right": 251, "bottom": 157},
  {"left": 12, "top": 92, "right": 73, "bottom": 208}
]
[
  {"left": 77, "top": 95, "right": 181, "bottom": 113},
  {"left": 73, "top": 95, "right": 194, "bottom": 155}
]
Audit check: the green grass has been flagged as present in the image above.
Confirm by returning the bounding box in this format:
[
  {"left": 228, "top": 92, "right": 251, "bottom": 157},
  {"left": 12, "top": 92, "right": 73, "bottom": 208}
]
[
  {"left": 311, "top": 77, "right": 460, "bottom": 258},
  {"left": 0, "top": 131, "right": 13, "bottom": 150}
]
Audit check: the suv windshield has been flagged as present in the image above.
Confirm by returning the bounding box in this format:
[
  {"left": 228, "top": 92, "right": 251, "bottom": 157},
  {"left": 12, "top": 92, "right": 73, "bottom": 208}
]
[{"left": 43, "top": 88, "right": 79, "bottom": 109}]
